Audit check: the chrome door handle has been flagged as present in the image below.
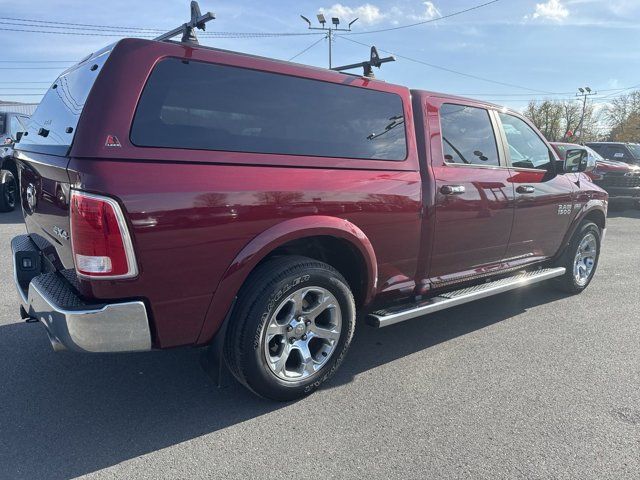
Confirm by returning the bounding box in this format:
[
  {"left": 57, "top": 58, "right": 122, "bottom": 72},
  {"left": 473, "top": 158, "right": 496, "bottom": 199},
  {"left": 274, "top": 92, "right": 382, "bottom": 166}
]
[
  {"left": 516, "top": 185, "right": 535, "bottom": 194},
  {"left": 440, "top": 185, "right": 466, "bottom": 195}
]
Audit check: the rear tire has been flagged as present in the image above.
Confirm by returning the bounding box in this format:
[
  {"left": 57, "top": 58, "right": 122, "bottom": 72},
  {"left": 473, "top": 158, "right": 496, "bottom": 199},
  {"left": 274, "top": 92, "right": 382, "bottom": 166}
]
[
  {"left": 553, "top": 221, "right": 601, "bottom": 294},
  {"left": 225, "top": 256, "right": 356, "bottom": 401},
  {"left": 0, "top": 169, "right": 17, "bottom": 212}
]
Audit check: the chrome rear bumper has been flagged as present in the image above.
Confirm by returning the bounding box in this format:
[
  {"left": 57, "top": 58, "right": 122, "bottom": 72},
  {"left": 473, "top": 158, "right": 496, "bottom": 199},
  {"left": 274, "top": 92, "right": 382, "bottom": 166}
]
[{"left": 11, "top": 235, "right": 151, "bottom": 353}]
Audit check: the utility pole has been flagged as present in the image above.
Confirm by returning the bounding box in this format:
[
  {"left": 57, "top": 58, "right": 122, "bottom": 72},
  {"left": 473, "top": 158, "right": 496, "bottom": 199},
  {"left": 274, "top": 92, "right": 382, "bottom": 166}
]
[
  {"left": 572, "top": 86, "right": 597, "bottom": 141},
  {"left": 300, "top": 14, "right": 358, "bottom": 69}
]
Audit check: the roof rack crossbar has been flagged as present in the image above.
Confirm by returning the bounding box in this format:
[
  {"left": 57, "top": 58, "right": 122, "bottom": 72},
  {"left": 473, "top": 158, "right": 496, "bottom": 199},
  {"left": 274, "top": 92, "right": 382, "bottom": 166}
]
[
  {"left": 154, "top": 1, "right": 215, "bottom": 45},
  {"left": 331, "top": 46, "right": 395, "bottom": 78}
]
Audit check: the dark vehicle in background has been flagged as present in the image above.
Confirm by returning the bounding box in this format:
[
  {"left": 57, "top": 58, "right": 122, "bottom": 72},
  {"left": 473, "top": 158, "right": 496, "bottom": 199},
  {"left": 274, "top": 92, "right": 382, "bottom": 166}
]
[
  {"left": 586, "top": 142, "right": 640, "bottom": 165},
  {"left": 10, "top": 36, "right": 607, "bottom": 401},
  {"left": 556, "top": 142, "right": 640, "bottom": 206},
  {"left": 0, "top": 111, "right": 28, "bottom": 211}
]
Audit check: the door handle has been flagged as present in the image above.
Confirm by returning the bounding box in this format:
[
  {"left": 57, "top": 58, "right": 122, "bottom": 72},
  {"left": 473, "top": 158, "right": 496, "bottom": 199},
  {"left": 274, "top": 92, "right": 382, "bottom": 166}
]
[
  {"left": 440, "top": 185, "right": 466, "bottom": 195},
  {"left": 516, "top": 185, "right": 535, "bottom": 194}
]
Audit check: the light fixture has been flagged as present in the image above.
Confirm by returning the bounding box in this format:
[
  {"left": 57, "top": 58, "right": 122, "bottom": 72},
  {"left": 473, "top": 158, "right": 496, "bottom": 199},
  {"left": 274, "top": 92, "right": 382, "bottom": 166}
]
[
  {"left": 348, "top": 18, "right": 359, "bottom": 28},
  {"left": 300, "top": 15, "right": 311, "bottom": 27}
]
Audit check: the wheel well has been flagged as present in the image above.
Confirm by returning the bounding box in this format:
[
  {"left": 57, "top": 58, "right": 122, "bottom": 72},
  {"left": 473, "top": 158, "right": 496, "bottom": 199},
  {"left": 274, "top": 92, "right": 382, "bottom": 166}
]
[
  {"left": 1, "top": 157, "right": 16, "bottom": 174},
  {"left": 584, "top": 209, "right": 606, "bottom": 232},
  {"left": 259, "top": 236, "right": 368, "bottom": 307}
]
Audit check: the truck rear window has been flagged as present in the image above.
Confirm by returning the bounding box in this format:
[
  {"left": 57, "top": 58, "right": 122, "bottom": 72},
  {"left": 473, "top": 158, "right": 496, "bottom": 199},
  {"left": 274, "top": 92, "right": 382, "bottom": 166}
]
[
  {"left": 130, "top": 58, "right": 407, "bottom": 161},
  {"left": 17, "top": 46, "right": 112, "bottom": 155}
]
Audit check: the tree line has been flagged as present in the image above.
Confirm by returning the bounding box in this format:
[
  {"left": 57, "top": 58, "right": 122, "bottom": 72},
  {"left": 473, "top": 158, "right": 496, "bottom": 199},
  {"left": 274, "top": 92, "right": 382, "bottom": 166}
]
[{"left": 522, "top": 91, "right": 640, "bottom": 144}]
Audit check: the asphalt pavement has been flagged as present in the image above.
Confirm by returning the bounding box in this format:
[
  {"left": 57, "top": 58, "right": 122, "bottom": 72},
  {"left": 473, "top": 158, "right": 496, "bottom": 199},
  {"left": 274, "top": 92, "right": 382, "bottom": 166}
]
[{"left": 0, "top": 204, "right": 639, "bottom": 480}]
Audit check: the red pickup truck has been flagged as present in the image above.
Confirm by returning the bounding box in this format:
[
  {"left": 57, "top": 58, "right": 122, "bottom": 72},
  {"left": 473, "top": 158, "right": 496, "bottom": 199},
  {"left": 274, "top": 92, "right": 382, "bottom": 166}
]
[{"left": 11, "top": 37, "right": 607, "bottom": 400}]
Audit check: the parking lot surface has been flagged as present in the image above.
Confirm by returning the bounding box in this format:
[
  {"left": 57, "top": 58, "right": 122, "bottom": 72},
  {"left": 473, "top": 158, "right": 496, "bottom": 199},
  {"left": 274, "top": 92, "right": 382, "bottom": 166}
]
[{"left": 0, "top": 205, "right": 639, "bottom": 480}]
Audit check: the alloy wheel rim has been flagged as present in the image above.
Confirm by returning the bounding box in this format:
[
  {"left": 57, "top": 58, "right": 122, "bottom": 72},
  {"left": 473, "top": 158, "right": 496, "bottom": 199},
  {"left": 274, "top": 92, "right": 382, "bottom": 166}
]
[
  {"left": 573, "top": 232, "right": 597, "bottom": 286},
  {"left": 262, "top": 286, "right": 342, "bottom": 382}
]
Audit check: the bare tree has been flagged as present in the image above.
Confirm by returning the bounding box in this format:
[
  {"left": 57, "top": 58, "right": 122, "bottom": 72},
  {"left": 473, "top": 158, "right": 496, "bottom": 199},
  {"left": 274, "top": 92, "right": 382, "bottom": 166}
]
[{"left": 524, "top": 99, "right": 601, "bottom": 142}]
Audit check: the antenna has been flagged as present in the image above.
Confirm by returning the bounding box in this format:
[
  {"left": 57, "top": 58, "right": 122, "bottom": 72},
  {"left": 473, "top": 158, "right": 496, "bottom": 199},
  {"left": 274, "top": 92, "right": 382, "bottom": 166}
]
[
  {"left": 332, "top": 46, "right": 396, "bottom": 78},
  {"left": 154, "top": 1, "right": 215, "bottom": 45}
]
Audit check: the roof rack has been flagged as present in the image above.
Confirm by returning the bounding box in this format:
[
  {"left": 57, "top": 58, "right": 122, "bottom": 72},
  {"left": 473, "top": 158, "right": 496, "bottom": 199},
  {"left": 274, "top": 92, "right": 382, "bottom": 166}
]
[
  {"left": 331, "top": 46, "right": 395, "bottom": 78},
  {"left": 154, "top": 1, "right": 215, "bottom": 45}
]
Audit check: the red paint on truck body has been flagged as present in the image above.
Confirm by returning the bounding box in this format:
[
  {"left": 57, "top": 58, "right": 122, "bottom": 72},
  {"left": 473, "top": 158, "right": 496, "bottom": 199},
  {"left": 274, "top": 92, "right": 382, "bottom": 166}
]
[{"left": 16, "top": 38, "right": 607, "bottom": 349}]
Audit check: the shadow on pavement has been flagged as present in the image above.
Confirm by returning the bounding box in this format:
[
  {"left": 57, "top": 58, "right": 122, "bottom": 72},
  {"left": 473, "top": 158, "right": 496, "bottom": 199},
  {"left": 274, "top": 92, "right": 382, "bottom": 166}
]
[
  {"left": 0, "top": 284, "right": 566, "bottom": 479},
  {"left": 607, "top": 200, "right": 640, "bottom": 219},
  {"left": 0, "top": 208, "right": 23, "bottom": 225}
]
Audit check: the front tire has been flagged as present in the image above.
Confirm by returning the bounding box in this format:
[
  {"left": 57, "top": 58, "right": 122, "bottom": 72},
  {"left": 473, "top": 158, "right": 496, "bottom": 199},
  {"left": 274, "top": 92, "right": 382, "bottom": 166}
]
[
  {"left": 553, "top": 221, "right": 601, "bottom": 294},
  {"left": 0, "top": 169, "right": 17, "bottom": 212},
  {"left": 225, "top": 256, "right": 356, "bottom": 401}
]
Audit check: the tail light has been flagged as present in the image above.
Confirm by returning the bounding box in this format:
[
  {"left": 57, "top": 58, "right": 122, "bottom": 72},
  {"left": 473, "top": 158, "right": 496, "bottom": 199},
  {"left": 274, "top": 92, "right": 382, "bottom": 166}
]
[{"left": 70, "top": 190, "right": 138, "bottom": 279}]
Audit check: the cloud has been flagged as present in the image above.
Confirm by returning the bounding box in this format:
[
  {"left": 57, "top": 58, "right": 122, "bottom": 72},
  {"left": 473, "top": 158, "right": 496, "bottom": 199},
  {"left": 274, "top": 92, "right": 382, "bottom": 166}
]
[
  {"left": 409, "top": 1, "right": 442, "bottom": 21},
  {"left": 318, "top": 4, "right": 385, "bottom": 25},
  {"left": 530, "top": 0, "right": 570, "bottom": 22},
  {"left": 319, "top": 2, "right": 441, "bottom": 26}
]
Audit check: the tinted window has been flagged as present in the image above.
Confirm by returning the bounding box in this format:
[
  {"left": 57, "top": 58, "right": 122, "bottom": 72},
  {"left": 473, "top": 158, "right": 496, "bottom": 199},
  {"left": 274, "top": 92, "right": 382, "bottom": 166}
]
[
  {"left": 604, "top": 146, "right": 628, "bottom": 160},
  {"left": 131, "top": 58, "right": 407, "bottom": 161},
  {"left": 627, "top": 144, "right": 640, "bottom": 160},
  {"left": 499, "top": 113, "right": 552, "bottom": 170},
  {"left": 440, "top": 104, "right": 499, "bottom": 166},
  {"left": 18, "top": 47, "right": 112, "bottom": 155}
]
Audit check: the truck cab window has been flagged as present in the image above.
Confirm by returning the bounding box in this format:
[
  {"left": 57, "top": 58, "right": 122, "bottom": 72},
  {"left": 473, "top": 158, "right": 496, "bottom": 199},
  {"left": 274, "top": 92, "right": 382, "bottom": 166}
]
[
  {"left": 440, "top": 104, "right": 499, "bottom": 166},
  {"left": 499, "top": 113, "right": 552, "bottom": 171}
]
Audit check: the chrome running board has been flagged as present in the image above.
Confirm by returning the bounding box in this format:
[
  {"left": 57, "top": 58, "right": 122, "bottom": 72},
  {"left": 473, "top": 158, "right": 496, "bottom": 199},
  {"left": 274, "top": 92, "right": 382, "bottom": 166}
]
[{"left": 366, "top": 267, "right": 566, "bottom": 328}]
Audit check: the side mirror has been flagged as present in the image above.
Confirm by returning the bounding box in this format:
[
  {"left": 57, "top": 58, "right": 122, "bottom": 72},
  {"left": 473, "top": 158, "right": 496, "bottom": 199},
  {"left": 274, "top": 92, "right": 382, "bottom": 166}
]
[{"left": 564, "top": 149, "right": 591, "bottom": 173}]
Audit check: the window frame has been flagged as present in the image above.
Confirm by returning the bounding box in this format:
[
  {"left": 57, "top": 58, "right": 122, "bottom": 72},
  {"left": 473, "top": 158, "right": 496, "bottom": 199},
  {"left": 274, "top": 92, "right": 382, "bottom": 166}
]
[
  {"left": 129, "top": 57, "right": 409, "bottom": 163},
  {"left": 495, "top": 110, "right": 557, "bottom": 174},
  {"left": 438, "top": 101, "right": 507, "bottom": 170}
]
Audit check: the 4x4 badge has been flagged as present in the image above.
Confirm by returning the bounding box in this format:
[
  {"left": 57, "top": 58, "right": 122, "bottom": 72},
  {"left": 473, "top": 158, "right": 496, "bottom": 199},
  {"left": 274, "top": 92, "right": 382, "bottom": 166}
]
[{"left": 105, "top": 135, "right": 121, "bottom": 147}]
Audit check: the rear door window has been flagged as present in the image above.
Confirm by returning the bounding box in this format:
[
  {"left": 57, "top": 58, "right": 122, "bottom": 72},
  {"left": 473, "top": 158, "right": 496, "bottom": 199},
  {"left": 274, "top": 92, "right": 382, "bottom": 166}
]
[
  {"left": 131, "top": 58, "right": 407, "bottom": 161},
  {"left": 439, "top": 103, "right": 500, "bottom": 166}
]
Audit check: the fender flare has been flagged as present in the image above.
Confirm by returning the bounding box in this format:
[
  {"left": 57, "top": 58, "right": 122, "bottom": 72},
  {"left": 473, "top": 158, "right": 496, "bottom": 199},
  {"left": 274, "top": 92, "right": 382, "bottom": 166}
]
[
  {"left": 555, "top": 202, "right": 607, "bottom": 260},
  {"left": 196, "top": 216, "right": 378, "bottom": 344}
]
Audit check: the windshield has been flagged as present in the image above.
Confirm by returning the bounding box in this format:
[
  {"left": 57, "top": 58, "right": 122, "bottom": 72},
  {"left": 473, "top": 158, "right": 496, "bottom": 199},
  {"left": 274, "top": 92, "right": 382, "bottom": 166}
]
[
  {"left": 584, "top": 145, "right": 604, "bottom": 162},
  {"left": 627, "top": 144, "right": 640, "bottom": 159}
]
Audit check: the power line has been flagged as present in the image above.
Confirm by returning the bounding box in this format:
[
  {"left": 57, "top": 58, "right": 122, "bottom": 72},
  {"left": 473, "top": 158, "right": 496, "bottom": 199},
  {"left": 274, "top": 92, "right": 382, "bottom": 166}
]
[
  {"left": 346, "top": 0, "right": 500, "bottom": 35},
  {"left": 288, "top": 36, "right": 326, "bottom": 61},
  {"left": 337, "top": 35, "right": 556, "bottom": 94}
]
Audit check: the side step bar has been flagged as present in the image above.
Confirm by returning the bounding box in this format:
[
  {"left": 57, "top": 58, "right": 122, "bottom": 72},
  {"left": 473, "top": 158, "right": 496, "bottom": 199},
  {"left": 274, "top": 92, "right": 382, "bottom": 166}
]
[{"left": 366, "top": 267, "right": 566, "bottom": 328}]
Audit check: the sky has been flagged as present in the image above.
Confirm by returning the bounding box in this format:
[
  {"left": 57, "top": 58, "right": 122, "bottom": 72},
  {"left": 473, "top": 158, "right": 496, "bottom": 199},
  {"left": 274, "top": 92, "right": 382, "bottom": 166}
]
[{"left": 0, "top": 0, "right": 639, "bottom": 113}]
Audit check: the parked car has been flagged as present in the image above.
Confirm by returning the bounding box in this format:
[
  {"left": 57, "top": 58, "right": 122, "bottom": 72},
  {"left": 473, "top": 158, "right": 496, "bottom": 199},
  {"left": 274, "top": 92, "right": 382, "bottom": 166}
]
[
  {"left": 10, "top": 37, "right": 607, "bottom": 401},
  {"left": 554, "top": 142, "right": 640, "bottom": 206},
  {"left": 0, "top": 111, "right": 28, "bottom": 211},
  {"left": 586, "top": 142, "right": 640, "bottom": 165}
]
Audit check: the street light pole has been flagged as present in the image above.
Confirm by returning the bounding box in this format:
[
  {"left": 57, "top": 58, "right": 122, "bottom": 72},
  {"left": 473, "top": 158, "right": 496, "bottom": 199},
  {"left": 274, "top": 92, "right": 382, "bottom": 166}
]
[
  {"left": 300, "top": 14, "right": 358, "bottom": 69},
  {"left": 574, "top": 86, "right": 597, "bottom": 141}
]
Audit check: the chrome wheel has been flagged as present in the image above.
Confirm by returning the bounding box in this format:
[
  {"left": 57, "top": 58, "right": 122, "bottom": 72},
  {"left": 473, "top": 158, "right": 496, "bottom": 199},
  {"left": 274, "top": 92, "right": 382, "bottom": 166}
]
[
  {"left": 573, "top": 232, "right": 597, "bottom": 286},
  {"left": 263, "top": 286, "right": 342, "bottom": 382}
]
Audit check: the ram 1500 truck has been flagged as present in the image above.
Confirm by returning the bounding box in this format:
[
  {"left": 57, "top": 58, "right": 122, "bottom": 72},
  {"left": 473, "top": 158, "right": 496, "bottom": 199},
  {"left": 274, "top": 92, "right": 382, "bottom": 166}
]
[{"left": 10, "top": 37, "right": 607, "bottom": 400}]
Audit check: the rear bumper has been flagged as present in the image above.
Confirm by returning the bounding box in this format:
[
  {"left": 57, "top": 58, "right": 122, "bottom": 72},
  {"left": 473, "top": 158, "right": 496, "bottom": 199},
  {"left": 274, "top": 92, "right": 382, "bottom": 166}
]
[{"left": 11, "top": 234, "right": 152, "bottom": 353}]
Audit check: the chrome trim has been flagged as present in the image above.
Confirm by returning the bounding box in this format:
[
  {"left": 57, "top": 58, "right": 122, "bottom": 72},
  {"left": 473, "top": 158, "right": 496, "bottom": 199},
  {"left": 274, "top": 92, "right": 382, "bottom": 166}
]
[
  {"left": 12, "top": 236, "right": 151, "bottom": 353},
  {"left": 368, "top": 267, "right": 566, "bottom": 328},
  {"left": 70, "top": 190, "right": 139, "bottom": 280},
  {"left": 26, "top": 282, "right": 151, "bottom": 352}
]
